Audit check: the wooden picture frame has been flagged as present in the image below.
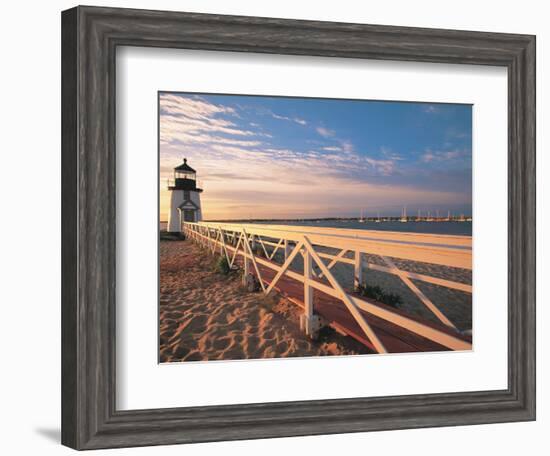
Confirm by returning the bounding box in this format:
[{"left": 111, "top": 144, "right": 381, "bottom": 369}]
[{"left": 61, "top": 6, "right": 536, "bottom": 450}]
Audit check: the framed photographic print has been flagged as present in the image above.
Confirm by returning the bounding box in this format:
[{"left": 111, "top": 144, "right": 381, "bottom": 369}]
[{"left": 61, "top": 6, "right": 536, "bottom": 450}]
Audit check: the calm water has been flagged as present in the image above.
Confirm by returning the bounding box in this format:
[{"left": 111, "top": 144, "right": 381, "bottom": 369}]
[
  {"left": 257, "top": 220, "right": 472, "bottom": 236},
  {"left": 161, "top": 220, "right": 472, "bottom": 236}
]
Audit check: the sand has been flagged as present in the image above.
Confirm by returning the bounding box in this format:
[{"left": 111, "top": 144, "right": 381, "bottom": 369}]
[
  {"left": 159, "top": 239, "right": 369, "bottom": 363},
  {"left": 160, "top": 234, "right": 472, "bottom": 362}
]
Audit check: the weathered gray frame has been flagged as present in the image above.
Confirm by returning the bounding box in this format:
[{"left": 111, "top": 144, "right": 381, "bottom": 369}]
[{"left": 61, "top": 5, "right": 536, "bottom": 450}]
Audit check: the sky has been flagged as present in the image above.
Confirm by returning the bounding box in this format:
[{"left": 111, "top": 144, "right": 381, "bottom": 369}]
[{"left": 159, "top": 92, "right": 472, "bottom": 221}]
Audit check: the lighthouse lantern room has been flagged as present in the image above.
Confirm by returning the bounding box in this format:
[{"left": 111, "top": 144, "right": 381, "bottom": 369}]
[{"left": 167, "top": 158, "right": 203, "bottom": 232}]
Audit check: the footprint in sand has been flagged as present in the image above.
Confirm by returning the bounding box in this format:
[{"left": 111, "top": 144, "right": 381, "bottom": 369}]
[
  {"left": 245, "top": 335, "right": 260, "bottom": 353},
  {"left": 159, "top": 336, "right": 169, "bottom": 346},
  {"left": 186, "top": 314, "right": 208, "bottom": 334},
  {"left": 165, "top": 311, "right": 184, "bottom": 320},
  {"left": 232, "top": 334, "right": 244, "bottom": 344},
  {"left": 276, "top": 340, "right": 289, "bottom": 354},
  {"left": 184, "top": 351, "right": 205, "bottom": 362},
  {"left": 159, "top": 347, "right": 172, "bottom": 361},
  {"left": 212, "top": 337, "right": 231, "bottom": 351},
  {"left": 172, "top": 345, "right": 190, "bottom": 359},
  {"left": 262, "top": 329, "right": 275, "bottom": 340},
  {"left": 222, "top": 345, "right": 245, "bottom": 360},
  {"left": 295, "top": 340, "right": 311, "bottom": 351}
]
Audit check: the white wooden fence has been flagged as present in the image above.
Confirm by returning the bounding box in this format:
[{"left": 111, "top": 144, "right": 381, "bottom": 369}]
[{"left": 182, "top": 221, "right": 472, "bottom": 354}]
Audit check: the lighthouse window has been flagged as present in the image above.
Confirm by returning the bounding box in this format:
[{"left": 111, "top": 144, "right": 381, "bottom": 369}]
[{"left": 183, "top": 191, "right": 190, "bottom": 201}]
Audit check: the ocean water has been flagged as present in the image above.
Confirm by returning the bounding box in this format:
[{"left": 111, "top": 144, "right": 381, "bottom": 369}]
[
  {"left": 160, "top": 220, "right": 472, "bottom": 236},
  {"left": 257, "top": 220, "right": 472, "bottom": 236}
]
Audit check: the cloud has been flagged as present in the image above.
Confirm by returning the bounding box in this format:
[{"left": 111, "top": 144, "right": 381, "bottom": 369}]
[
  {"left": 420, "top": 149, "right": 468, "bottom": 163},
  {"left": 161, "top": 114, "right": 254, "bottom": 137},
  {"left": 422, "top": 104, "right": 442, "bottom": 114},
  {"left": 316, "top": 126, "right": 335, "bottom": 138},
  {"left": 270, "top": 112, "right": 308, "bottom": 126},
  {"left": 445, "top": 126, "right": 470, "bottom": 140},
  {"left": 159, "top": 135, "right": 467, "bottom": 220},
  {"left": 162, "top": 128, "right": 262, "bottom": 148},
  {"left": 380, "top": 146, "right": 404, "bottom": 161},
  {"left": 365, "top": 158, "right": 397, "bottom": 176},
  {"left": 195, "top": 170, "right": 467, "bottom": 221},
  {"left": 340, "top": 140, "right": 354, "bottom": 153},
  {"left": 160, "top": 93, "right": 237, "bottom": 119},
  {"left": 159, "top": 93, "right": 263, "bottom": 148},
  {"left": 158, "top": 94, "right": 470, "bottom": 220}
]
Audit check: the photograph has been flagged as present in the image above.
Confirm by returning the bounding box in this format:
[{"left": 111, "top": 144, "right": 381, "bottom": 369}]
[
  {"left": 4, "top": 1, "right": 535, "bottom": 452},
  {"left": 158, "top": 92, "right": 473, "bottom": 362}
]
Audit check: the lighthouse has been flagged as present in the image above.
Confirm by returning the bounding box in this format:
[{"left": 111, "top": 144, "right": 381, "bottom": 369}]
[{"left": 167, "top": 158, "right": 203, "bottom": 232}]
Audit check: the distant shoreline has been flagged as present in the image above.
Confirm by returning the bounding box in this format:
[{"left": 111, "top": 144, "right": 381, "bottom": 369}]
[
  {"left": 160, "top": 217, "right": 473, "bottom": 223},
  {"left": 159, "top": 218, "right": 472, "bottom": 236}
]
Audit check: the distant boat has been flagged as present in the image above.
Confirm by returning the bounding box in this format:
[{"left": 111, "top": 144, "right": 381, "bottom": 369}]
[
  {"left": 375, "top": 211, "right": 381, "bottom": 223},
  {"left": 400, "top": 206, "right": 407, "bottom": 223},
  {"left": 359, "top": 208, "right": 366, "bottom": 223}
]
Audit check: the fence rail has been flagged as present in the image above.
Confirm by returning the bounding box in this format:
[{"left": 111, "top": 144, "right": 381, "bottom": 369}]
[{"left": 182, "top": 221, "right": 472, "bottom": 354}]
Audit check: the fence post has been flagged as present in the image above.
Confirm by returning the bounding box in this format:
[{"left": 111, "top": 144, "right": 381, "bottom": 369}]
[
  {"left": 242, "top": 246, "right": 249, "bottom": 285},
  {"left": 210, "top": 229, "right": 215, "bottom": 254},
  {"left": 304, "top": 249, "right": 313, "bottom": 319},
  {"left": 354, "top": 250, "right": 363, "bottom": 291},
  {"left": 251, "top": 235, "right": 257, "bottom": 253},
  {"left": 284, "top": 239, "right": 290, "bottom": 261},
  {"left": 300, "top": 247, "right": 320, "bottom": 337}
]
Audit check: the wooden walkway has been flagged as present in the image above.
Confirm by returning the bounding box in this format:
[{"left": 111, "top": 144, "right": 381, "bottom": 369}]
[
  {"left": 184, "top": 221, "right": 472, "bottom": 354},
  {"left": 246, "top": 259, "right": 470, "bottom": 354}
]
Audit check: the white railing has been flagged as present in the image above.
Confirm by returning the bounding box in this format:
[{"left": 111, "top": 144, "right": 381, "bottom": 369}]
[{"left": 182, "top": 221, "right": 472, "bottom": 354}]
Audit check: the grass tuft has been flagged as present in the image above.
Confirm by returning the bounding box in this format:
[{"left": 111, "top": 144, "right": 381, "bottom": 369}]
[
  {"left": 357, "top": 284, "right": 402, "bottom": 308},
  {"left": 214, "top": 255, "right": 231, "bottom": 275}
]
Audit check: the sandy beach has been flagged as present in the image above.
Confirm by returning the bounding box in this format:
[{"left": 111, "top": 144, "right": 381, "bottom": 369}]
[
  {"left": 159, "top": 239, "right": 369, "bottom": 363},
  {"left": 160, "top": 231, "right": 472, "bottom": 362}
]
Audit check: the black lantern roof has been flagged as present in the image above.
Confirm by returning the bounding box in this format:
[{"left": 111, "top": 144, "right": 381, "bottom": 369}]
[{"left": 174, "top": 158, "right": 196, "bottom": 173}]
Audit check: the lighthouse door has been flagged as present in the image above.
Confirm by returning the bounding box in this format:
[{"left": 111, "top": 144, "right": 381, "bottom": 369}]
[{"left": 183, "top": 209, "right": 195, "bottom": 222}]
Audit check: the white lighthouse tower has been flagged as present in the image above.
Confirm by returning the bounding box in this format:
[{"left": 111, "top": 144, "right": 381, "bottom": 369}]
[{"left": 167, "top": 158, "right": 203, "bottom": 232}]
